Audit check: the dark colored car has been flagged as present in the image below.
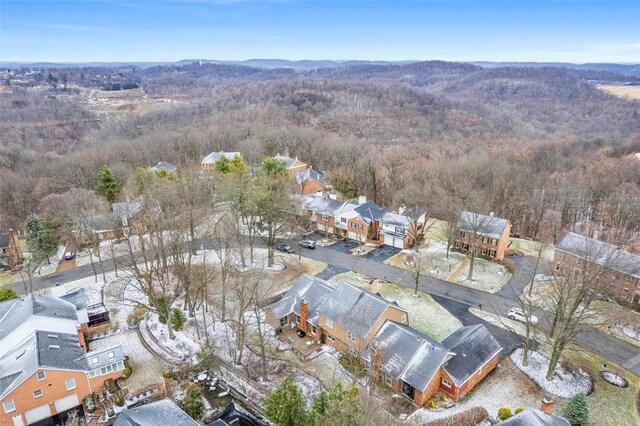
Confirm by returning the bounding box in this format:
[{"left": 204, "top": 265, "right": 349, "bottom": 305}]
[
  {"left": 299, "top": 240, "right": 316, "bottom": 249},
  {"left": 296, "top": 329, "right": 306, "bottom": 338},
  {"left": 275, "top": 243, "right": 294, "bottom": 253},
  {"left": 64, "top": 251, "right": 75, "bottom": 260}
]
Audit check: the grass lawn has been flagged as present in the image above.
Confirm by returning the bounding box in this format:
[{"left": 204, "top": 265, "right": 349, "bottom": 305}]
[
  {"left": 508, "top": 238, "right": 555, "bottom": 260},
  {"left": 455, "top": 258, "right": 511, "bottom": 294},
  {"left": 301, "top": 258, "right": 328, "bottom": 276},
  {"left": 0, "top": 272, "right": 16, "bottom": 287},
  {"left": 331, "top": 272, "right": 462, "bottom": 340},
  {"left": 561, "top": 344, "right": 640, "bottom": 426},
  {"left": 385, "top": 243, "right": 466, "bottom": 281}
]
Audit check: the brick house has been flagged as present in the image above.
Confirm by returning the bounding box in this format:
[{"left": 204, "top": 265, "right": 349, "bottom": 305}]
[
  {"left": 273, "top": 154, "right": 308, "bottom": 179},
  {"left": 304, "top": 197, "right": 353, "bottom": 236},
  {"left": 552, "top": 232, "right": 640, "bottom": 306},
  {"left": 294, "top": 167, "right": 327, "bottom": 196},
  {"left": 0, "top": 294, "right": 124, "bottom": 426},
  {"left": 0, "top": 230, "right": 22, "bottom": 269},
  {"left": 265, "top": 275, "right": 501, "bottom": 405},
  {"left": 201, "top": 152, "right": 242, "bottom": 172},
  {"left": 149, "top": 161, "right": 177, "bottom": 174},
  {"left": 112, "top": 196, "right": 162, "bottom": 236},
  {"left": 82, "top": 213, "right": 125, "bottom": 243},
  {"left": 455, "top": 211, "right": 511, "bottom": 261}
]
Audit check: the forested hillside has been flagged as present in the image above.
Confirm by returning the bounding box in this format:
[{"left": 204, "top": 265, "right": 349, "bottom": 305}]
[{"left": 1, "top": 61, "right": 639, "bottom": 241}]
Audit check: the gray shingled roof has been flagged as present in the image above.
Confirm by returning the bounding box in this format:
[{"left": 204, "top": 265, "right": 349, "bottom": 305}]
[
  {"left": 319, "top": 281, "right": 402, "bottom": 339},
  {"left": 304, "top": 197, "right": 353, "bottom": 216},
  {"left": 84, "top": 213, "right": 119, "bottom": 232},
  {"left": 201, "top": 151, "right": 242, "bottom": 165},
  {"left": 295, "top": 168, "right": 326, "bottom": 185},
  {"left": 150, "top": 161, "right": 177, "bottom": 172},
  {"left": 556, "top": 232, "right": 640, "bottom": 279},
  {"left": 273, "top": 154, "right": 300, "bottom": 169},
  {"left": 0, "top": 294, "right": 78, "bottom": 340},
  {"left": 457, "top": 211, "right": 510, "bottom": 239},
  {"left": 267, "top": 275, "right": 335, "bottom": 326},
  {"left": 353, "top": 202, "right": 410, "bottom": 228},
  {"left": 0, "top": 233, "right": 10, "bottom": 250},
  {"left": 441, "top": 324, "right": 502, "bottom": 386},
  {"left": 365, "top": 321, "right": 451, "bottom": 392},
  {"left": 114, "top": 399, "right": 199, "bottom": 426},
  {"left": 499, "top": 409, "right": 570, "bottom": 426},
  {"left": 60, "top": 290, "right": 88, "bottom": 311},
  {"left": 112, "top": 195, "right": 160, "bottom": 221}
]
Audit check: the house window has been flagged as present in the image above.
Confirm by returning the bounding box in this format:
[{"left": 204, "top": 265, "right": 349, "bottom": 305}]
[
  {"left": 325, "top": 318, "right": 333, "bottom": 328},
  {"left": 311, "top": 324, "right": 317, "bottom": 334},
  {"left": 385, "top": 371, "right": 392, "bottom": 385},
  {"left": 296, "top": 315, "right": 301, "bottom": 323},
  {"left": 327, "top": 334, "right": 335, "bottom": 341},
  {"left": 555, "top": 263, "right": 561, "bottom": 272},
  {"left": 359, "top": 224, "right": 364, "bottom": 231},
  {"left": 92, "top": 357, "right": 100, "bottom": 365},
  {"left": 481, "top": 248, "right": 487, "bottom": 256},
  {"left": 637, "top": 279, "right": 640, "bottom": 288},
  {"left": 322, "top": 215, "right": 329, "bottom": 221},
  {"left": 341, "top": 218, "right": 347, "bottom": 223},
  {"left": 347, "top": 330, "right": 355, "bottom": 342},
  {"left": 33, "top": 389, "right": 43, "bottom": 398},
  {"left": 36, "top": 371, "right": 46, "bottom": 381},
  {"left": 400, "top": 314, "right": 407, "bottom": 324},
  {"left": 364, "top": 359, "right": 371, "bottom": 370},
  {"left": 394, "top": 227, "right": 403, "bottom": 234},
  {"left": 280, "top": 316, "right": 288, "bottom": 327},
  {"left": 351, "top": 223, "right": 356, "bottom": 229},
  {"left": 108, "top": 351, "right": 115, "bottom": 359},
  {"left": 3, "top": 400, "right": 15, "bottom": 413},
  {"left": 349, "top": 348, "right": 357, "bottom": 356},
  {"left": 442, "top": 378, "right": 452, "bottom": 388},
  {"left": 489, "top": 250, "right": 496, "bottom": 258},
  {"left": 66, "top": 378, "right": 76, "bottom": 390}
]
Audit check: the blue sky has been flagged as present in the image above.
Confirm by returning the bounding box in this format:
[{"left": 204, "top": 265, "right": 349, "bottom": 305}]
[{"left": 1, "top": 1, "right": 638, "bottom": 63}]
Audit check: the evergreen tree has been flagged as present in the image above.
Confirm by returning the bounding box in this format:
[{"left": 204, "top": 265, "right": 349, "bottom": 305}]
[
  {"left": 214, "top": 155, "right": 231, "bottom": 174},
  {"left": 0, "top": 288, "right": 18, "bottom": 301},
  {"left": 562, "top": 393, "right": 591, "bottom": 426},
  {"left": 96, "top": 166, "right": 121, "bottom": 203},
  {"left": 260, "top": 157, "right": 288, "bottom": 177},
  {"left": 196, "top": 339, "right": 219, "bottom": 372},
  {"left": 180, "top": 386, "right": 204, "bottom": 420},
  {"left": 25, "top": 214, "right": 57, "bottom": 264},
  {"left": 308, "top": 382, "right": 361, "bottom": 426},
  {"left": 228, "top": 155, "right": 249, "bottom": 175},
  {"left": 331, "top": 176, "right": 358, "bottom": 199},
  {"left": 264, "top": 374, "right": 307, "bottom": 426},
  {"left": 170, "top": 308, "right": 186, "bottom": 331}
]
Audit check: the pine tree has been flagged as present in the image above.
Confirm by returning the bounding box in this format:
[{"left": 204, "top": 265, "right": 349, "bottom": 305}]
[
  {"left": 562, "top": 393, "right": 591, "bottom": 426},
  {"left": 96, "top": 166, "right": 121, "bottom": 203},
  {"left": 180, "top": 386, "right": 204, "bottom": 420},
  {"left": 264, "top": 374, "right": 307, "bottom": 426},
  {"left": 170, "top": 308, "right": 186, "bottom": 331},
  {"left": 25, "top": 214, "right": 57, "bottom": 264},
  {"left": 214, "top": 155, "right": 231, "bottom": 174}
]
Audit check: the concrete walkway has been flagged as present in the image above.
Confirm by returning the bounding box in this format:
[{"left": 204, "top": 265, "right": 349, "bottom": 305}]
[{"left": 446, "top": 257, "right": 469, "bottom": 282}]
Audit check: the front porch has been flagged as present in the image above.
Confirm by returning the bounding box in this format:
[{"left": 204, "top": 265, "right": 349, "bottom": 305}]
[{"left": 279, "top": 326, "right": 323, "bottom": 359}]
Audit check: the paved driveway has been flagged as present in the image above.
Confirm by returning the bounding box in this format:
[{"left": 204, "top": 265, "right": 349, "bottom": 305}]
[
  {"left": 315, "top": 265, "right": 348, "bottom": 280},
  {"left": 364, "top": 245, "right": 401, "bottom": 263},
  {"left": 326, "top": 240, "right": 360, "bottom": 253},
  {"left": 497, "top": 256, "right": 538, "bottom": 299}
]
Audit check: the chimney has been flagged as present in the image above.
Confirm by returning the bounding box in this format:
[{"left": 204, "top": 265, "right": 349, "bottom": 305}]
[
  {"left": 489, "top": 212, "right": 494, "bottom": 217},
  {"left": 372, "top": 341, "right": 383, "bottom": 372},
  {"left": 541, "top": 397, "right": 555, "bottom": 414},
  {"left": 329, "top": 193, "right": 337, "bottom": 200},
  {"left": 358, "top": 195, "right": 367, "bottom": 205},
  {"left": 398, "top": 205, "right": 406, "bottom": 216},
  {"left": 299, "top": 300, "right": 309, "bottom": 333}
]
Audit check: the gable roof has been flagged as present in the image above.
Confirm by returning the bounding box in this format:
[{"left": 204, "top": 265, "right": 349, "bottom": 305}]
[
  {"left": 201, "top": 151, "right": 242, "bottom": 165},
  {"left": 498, "top": 409, "right": 570, "bottom": 426},
  {"left": 112, "top": 195, "right": 160, "bottom": 220},
  {"left": 0, "top": 233, "right": 10, "bottom": 250},
  {"left": 84, "top": 213, "right": 120, "bottom": 233},
  {"left": 209, "top": 401, "right": 267, "bottom": 426},
  {"left": 441, "top": 324, "right": 502, "bottom": 386},
  {"left": 267, "top": 275, "right": 335, "bottom": 327},
  {"left": 556, "top": 232, "right": 640, "bottom": 279},
  {"left": 366, "top": 321, "right": 451, "bottom": 392},
  {"left": 295, "top": 167, "right": 326, "bottom": 185},
  {"left": 304, "top": 197, "right": 354, "bottom": 217},
  {"left": 319, "top": 281, "right": 404, "bottom": 339},
  {"left": 457, "top": 211, "right": 510, "bottom": 239},
  {"left": 0, "top": 294, "right": 78, "bottom": 341},
  {"left": 150, "top": 161, "right": 177, "bottom": 172},
  {"left": 273, "top": 154, "right": 304, "bottom": 169},
  {"left": 114, "top": 399, "right": 199, "bottom": 426}
]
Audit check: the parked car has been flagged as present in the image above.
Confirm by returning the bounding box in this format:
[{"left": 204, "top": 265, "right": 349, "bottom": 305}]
[
  {"left": 296, "top": 329, "right": 306, "bottom": 338},
  {"left": 508, "top": 307, "right": 538, "bottom": 325},
  {"left": 64, "top": 251, "right": 75, "bottom": 260},
  {"left": 275, "top": 243, "right": 294, "bottom": 253},
  {"left": 299, "top": 240, "right": 316, "bottom": 249}
]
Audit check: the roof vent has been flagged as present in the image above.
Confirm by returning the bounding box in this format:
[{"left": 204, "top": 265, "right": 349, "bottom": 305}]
[
  {"left": 49, "top": 345, "right": 60, "bottom": 349},
  {"left": 48, "top": 334, "right": 58, "bottom": 339},
  {"left": 16, "top": 350, "right": 26, "bottom": 360}
]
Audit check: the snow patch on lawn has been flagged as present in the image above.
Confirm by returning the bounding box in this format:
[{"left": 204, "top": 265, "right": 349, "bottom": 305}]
[
  {"left": 510, "top": 349, "right": 592, "bottom": 398},
  {"left": 617, "top": 323, "right": 640, "bottom": 341}
]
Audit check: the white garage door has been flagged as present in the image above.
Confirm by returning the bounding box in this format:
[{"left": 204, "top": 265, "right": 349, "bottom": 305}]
[
  {"left": 25, "top": 404, "right": 51, "bottom": 424},
  {"left": 392, "top": 237, "right": 404, "bottom": 249},
  {"left": 54, "top": 394, "right": 80, "bottom": 412}
]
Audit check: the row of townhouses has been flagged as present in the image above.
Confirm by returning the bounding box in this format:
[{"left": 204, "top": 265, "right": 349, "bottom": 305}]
[{"left": 265, "top": 274, "right": 502, "bottom": 406}]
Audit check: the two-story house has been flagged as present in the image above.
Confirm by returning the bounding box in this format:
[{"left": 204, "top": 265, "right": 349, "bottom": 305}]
[
  {"left": 0, "top": 294, "right": 124, "bottom": 426},
  {"left": 273, "top": 154, "right": 308, "bottom": 179},
  {"left": 455, "top": 211, "right": 511, "bottom": 261},
  {"left": 112, "top": 196, "right": 162, "bottom": 236},
  {"left": 265, "top": 275, "right": 501, "bottom": 405},
  {"left": 294, "top": 167, "right": 327, "bottom": 196},
  {"left": 553, "top": 232, "right": 640, "bottom": 306},
  {"left": 201, "top": 152, "right": 242, "bottom": 172},
  {"left": 0, "top": 230, "right": 21, "bottom": 269}
]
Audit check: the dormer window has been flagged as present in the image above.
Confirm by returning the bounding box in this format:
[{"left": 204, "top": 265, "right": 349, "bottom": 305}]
[
  {"left": 92, "top": 357, "right": 100, "bottom": 365},
  {"left": 108, "top": 351, "right": 115, "bottom": 359}
]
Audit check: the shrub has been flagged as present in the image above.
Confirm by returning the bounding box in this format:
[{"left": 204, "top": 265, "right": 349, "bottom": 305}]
[
  {"left": 439, "top": 392, "right": 447, "bottom": 402},
  {"left": 170, "top": 308, "right": 186, "bottom": 331},
  {"left": 104, "top": 378, "right": 117, "bottom": 394},
  {"left": 501, "top": 258, "right": 515, "bottom": 274},
  {"left": 107, "top": 408, "right": 115, "bottom": 418},
  {"left": 427, "top": 399, "right": 437, "bottom": 409},
  {"left": 115, "top": 396, "right": 125, "bottom": 407},
  {"left": 123, "top": 366, "right": 132, "bottom": 377},
  {"left": 562, "top": 393, "right": 591, "bottom": 426},
  {"left": 0, "top": 288, "right": 18, "bottom": 301},
  {"left": 162, "top": 370, "right": 175, "bottom": 379},
  {"left": 180, "top": 386, "right": 205, "bottom": 420},
  {"left": 515, "top": 407, "right": 525, "bottom": 414},
  {"left": 498, "top": 407, "right": 513, "bottom": 420},
  {"left": 127, "top": 305, "right": 146, "bottom": 327}
]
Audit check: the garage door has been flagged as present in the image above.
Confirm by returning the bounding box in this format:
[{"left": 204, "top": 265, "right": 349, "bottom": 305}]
[
  {"left": 54, "top": 394, "right": 80, "bottom": 413},
  {"left": 25, "top": 404, "right": 51, "bottom": 424}
]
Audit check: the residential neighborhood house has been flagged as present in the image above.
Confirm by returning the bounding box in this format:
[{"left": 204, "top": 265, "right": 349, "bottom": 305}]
[
  {"left": 264, "top": 274, "right": 501, "bottom": 405},
  {"left": 112, "top": 196, "right": 162, "bottom": 236},
  {"left": 455, "top": 211, "right": 512, "bottom": 260},
  {"left": 149, "top": 161, "right": 178, "bottom": 174},
  {"left": 201, "top": 151, "right": 242, "bottom": 172},
  {"left": 498, "top": 408, "right": 570, "bottom": 426},
  {"left": 0, "top": 293, "right": 125, "bottom": 426},
  {"left": 113, "top": 399, "right": 198, "bottom": 426},
  {"left": 0, "top": 230, "right": 21, "bottom": 270},
  {"left": 553, "top": 232, "right": 640, "bottom": 306}
]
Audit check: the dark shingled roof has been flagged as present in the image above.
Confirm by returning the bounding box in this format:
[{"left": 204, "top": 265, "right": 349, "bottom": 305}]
[
  {"left": 150, "top": 161, "right": 177, "bottom": 172},
  {"left": 209, "top": 401, "right": 267, "bottom": 426},
  {"left": 457, "top": 211, "right": 510, "bottom": 239},
  {"left": 498, "top": 409, "right": 570, "bottom": 426},
  {"left": 365, "top": 321, "right": 451, "bottom": 392},
  {"left": 441, "top": 324, "right": 502, "bottom": 386},
  {"left": 556, "top": 232, "right": 640, "bottom": 279},
  {"left": 60, "top": 290, "right": 88, "bottom": 311},
  {"left": 267, "top": 274, "right": 335, "bottom": 327},
  {"left": 273, "top": 154, "right": 302, "bottom": 169},
  {"left": 114, "top": 399, "right": 199, "bottom": 426},
  {"left": 0, "top": 294, "right": 78, "bottom": 340}
]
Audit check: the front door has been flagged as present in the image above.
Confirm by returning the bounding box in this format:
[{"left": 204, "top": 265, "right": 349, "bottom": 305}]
[
  {"left": 402, "top": 381, "right": 415, "bottom": 399},
  {"left": 12, "top": 414, "right": 24, "bottom": 426},
  {"left": 633, "top": 293, "right": 640, "bottom": 306}
]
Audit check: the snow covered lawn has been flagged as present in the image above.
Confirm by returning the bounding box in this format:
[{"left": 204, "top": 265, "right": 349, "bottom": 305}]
[
  {"left": 385, "top": 242, "right": 466, "bottom": 281},
  {"left": 510, "top": 349, "right": 592, "bottom": 399},
  {"left": 455, "top": 259, "right": 511, "bottom": 294},
  {"left": 331, "top": 273, "right": 461, "bottom": 340},
  {"left": 508, "top": 238, "right": 554, "bottom": 259}
]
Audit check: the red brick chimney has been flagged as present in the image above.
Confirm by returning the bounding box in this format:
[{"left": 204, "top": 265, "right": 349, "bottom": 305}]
[
  {"left": 299, "top": 300, "right": 309, "bottom": 333},
  {"left": 541, "top": 397, "right": 555, "bottom": 414},
  {"left": 372, "top": 341, "right": 383, "bottom": 372}
]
